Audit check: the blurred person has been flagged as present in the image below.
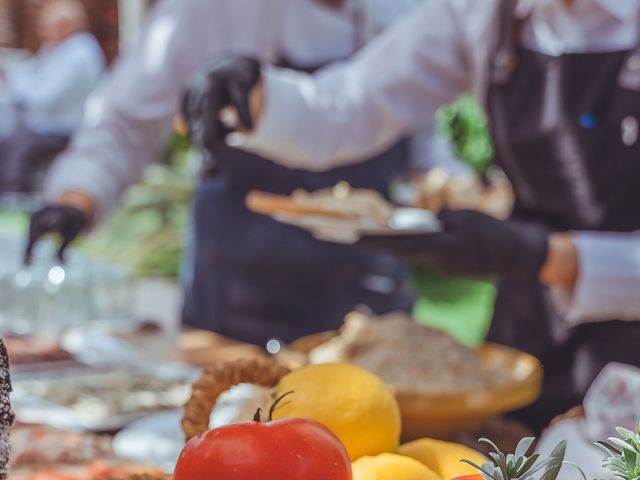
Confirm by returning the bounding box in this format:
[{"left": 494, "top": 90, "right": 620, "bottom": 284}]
[
  {"left": 23, "top": 0, "right": 458, "bottom": 346},
  {"left": 0, "top": 0, "right": 104, "bottom": 193},
  {"left": 176, "top": 0, "right": 640, "bottom": 429}
]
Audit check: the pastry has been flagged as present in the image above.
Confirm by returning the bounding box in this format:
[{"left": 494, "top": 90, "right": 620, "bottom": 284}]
[
  {"left": 309, "top": 311, "right": 494, "bottom": 394},
  {"left": 247, "top": 182, "right": 394, "bottom": 225}
]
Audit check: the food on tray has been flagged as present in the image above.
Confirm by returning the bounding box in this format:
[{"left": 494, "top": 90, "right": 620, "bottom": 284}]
[
  {"left": 409, "top": 168, "right": 514, "bottom": 220},
  {"left": 11, "top": 424, "right": 113, "bottom": 468},
  {"left": 12, "top": 367, "right": 193, "bottom": 424},
  {"left": 271, "top": 363, "right": 401, "bottom": 460},
  {"left": 10, "top": 462, "right": 163, "bottom": 480},
  {"left": 397, "top": 438, "right": 488, "bottom": 480},
  {"left": 247, "top": 182, "right": 394, "bottom": 224},
  {"left": 174, "top": 394, "right": 351, "bottom": 480},
  {"left": 5, "top": 336, "right": 75, "bottom": 366},
  {"left": 351, "top": 453, "right": 440, "bottom": 480},
  {"left": 308, "top": 311, "right": 502, "bottom": 393}
]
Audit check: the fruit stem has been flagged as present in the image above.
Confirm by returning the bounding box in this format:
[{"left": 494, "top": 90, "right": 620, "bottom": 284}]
[
  {"left": 268, "top": 391, "right": 295, "bottom": 422},
  {"left": 253, "top": 408, "right": 263, "bottom": 422}
]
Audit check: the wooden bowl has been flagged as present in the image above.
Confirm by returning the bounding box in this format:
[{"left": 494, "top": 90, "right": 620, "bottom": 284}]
[{"left": 288, "top": 332, "right": 543, "bottom": 441}]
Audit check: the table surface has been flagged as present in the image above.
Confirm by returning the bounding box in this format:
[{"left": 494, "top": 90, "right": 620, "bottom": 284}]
[{"left": 174, "top": 329, "right": 267, "bottom": 366}]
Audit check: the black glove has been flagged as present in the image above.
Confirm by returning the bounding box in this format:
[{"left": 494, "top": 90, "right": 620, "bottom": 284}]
[
  {"left": 182, "top": 56, "right": 261, "bottom": 152},
  {"left": 24, "top": 205, "right": 89, "bottom": 265},
  {"left": 358, "top": 209, "right": 550, "bottom": 279}
]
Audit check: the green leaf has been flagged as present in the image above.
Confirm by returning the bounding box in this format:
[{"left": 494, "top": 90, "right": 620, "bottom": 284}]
[
  {"left": 523, "top": 457, "right": 555, "bottom": 478},
  {"left": 480, "top": 438, "right": 502, "bottom": 453},
  {"left": 512, "top": 455, "right": 525, "bottom": 475},
  {"left": 610, "top": 438, "right": 637, "bottom": 451},
  {"left": 616, "top": 427, "right": 635, "bottom": 439},
  {"left": 562, "top": 461, "right": 588, "bottom": 480},
  {"left": 515, "top": 455, "right": 539, "bottom": 477},
  {"left": 515, "top": 437, "right": 536, "bottom": 458},
  {"left": 460, "top": 460, "right": 498, "bottom": 480},
  {"left": 541, "top": 441, "right": 567, "bottom": 480},
  {"left": 597, "top": 441, "right": 622, "bottom": 456},
  {"left": 506, "top": 454, "right": 517, "bottom": 477},
  {"left": 497, "top": 451, "right": 509, "bottom": 480}
]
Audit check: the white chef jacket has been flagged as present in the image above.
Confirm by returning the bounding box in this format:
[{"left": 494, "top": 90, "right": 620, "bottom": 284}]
[
  {"left": 5, "top": 32, "right": 105, "bottom": 135},
  {"left": 44, "top": 0, "right": 443, "bottom": 216},
  {"left": 229, "top": 0, "right": 640, "bottom": 324}
]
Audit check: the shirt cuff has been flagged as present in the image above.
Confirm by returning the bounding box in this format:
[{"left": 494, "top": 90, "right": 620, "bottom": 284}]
[
  {"left": 564, "top": 231, "right": 640, "bottom": 325},
  {"left": 228, "top": 68, "right": 331, "bottom": 171},
  {"left": 230, "top": 69, "right": 296, "bottom": 164},
  {"left": 44, "top": 151, "right": 120, "bottom": 220}
]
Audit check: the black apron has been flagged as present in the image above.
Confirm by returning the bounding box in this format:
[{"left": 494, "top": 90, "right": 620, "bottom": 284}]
[
  {"left": 181, "top": 54, "right": 414, "bottom": 346},
  {"left": 487, "top": 0, "right": 640, "bottom": 431}
]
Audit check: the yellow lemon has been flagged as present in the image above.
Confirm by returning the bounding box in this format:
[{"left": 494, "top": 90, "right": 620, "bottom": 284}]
[
  {"left": 398, "top": 438, "right": 488, "bottom": 480},
  {"left": 272, "top": 363, "right": 401, "bottom": 460},
  {"left": 352, "top": 453, "right": 442, "bottom": 480}
]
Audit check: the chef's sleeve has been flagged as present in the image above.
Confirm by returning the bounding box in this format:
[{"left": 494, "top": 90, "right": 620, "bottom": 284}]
[
  {"left": 43, "top": 0, "right": 224, "bottom": 217},
  {"left": 564, "top": 232, "right": 640, "bottom": 323},
  {"left": 231, "top": 0, "right": 472, "bottom": 171}
]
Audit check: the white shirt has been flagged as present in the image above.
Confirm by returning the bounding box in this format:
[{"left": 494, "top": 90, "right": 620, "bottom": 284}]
[
  {"left": 44, "top": 0, "right": 442, "bottom": 217},
  {"left": 231, "top": 0, "right": 640, "bottom": 325},
  {"left": 6, "top": 32, "right": 105, "bottom": 135}
]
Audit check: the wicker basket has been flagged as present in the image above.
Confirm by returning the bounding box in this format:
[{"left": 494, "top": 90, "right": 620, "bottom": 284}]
[{"left": 126, "top": 358, "right": 290, "bottom": 480}]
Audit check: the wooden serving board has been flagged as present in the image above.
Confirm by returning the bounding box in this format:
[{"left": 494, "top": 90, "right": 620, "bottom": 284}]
[{"left": 246, "top": 191, "right": 361, "bottom": 220}]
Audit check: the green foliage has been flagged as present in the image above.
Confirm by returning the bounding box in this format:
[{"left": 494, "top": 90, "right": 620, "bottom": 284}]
[
  {"left": 438, "top": 95, "right": 494, "bottom": 176},
  {"left": 81, "top": 133, "right": 195, "bottom": 278},
  {"left": 462, "top": 437, "right": 567, "bottom": 480},
  {"left": 597, "top": 427, "right": 640, "bottom": 480}
]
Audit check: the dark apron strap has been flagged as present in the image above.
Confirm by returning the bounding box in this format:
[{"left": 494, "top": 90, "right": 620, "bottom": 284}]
[{"left": 491, "top": 0, "right": 519, "bottom": 85}]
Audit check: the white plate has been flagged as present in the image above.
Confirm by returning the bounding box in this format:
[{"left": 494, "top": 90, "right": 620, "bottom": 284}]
[
  {"left": 11, "top": 362, "right": 201, "bottom": 432},
  {"left": 112, "top": 409, "right": 184, "bottom": 474},
  {"left": 274, "top": 207, "right": 441, "bottom": 244},
  {"left": 113, "top": 384, "right": 269, "bottom": 473}
]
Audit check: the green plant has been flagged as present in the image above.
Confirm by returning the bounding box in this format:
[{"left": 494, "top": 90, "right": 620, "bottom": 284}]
[
  {"left": 597, "top": 427, "right": 640, "bottom": 480},
  {"left": 438, "top": 95, "right": 494, "bottom": 177},
  {"left": 462, "top": 437, "right": 567, "bottom": 480},
  {"left": 80, "top": 133, "right": 195, "bottom": 278}
]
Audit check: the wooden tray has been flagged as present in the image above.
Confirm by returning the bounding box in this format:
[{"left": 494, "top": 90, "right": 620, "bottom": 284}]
[{"left": 287, "top": 332, "right": 543, "bottom": 441}]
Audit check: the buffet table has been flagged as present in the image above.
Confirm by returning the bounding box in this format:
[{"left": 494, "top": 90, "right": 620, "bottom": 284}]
[
  {"left": 8, "top": 324, "right": 539, "bottom": 480},
  {"left": 8, "top": 328, "right": 266, "bottom": 479}
]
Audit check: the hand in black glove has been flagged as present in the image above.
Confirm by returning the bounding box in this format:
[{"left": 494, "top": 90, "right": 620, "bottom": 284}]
[
  {"left": 182, "top": 56, "right": 262, "bottom": 152},
  {"left": 358, "top": 209, "right": 550, "bottom": 279},
  {"left": 24, "top": 205, "right": 89, "bottom": 265}
]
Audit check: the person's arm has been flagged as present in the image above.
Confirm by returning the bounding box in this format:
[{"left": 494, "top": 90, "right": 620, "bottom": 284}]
[
  {"left": 43, "top": 0, "right": 239, "bottom": 219},
  {"left": 230, "top": 0, "right": 474, "bottom": 171},
  {"left": 539, "top": 234, "right": 579, "bottom": 291},
  {"left": 546, "top": 232, "right": 640, "bottom": 324}
]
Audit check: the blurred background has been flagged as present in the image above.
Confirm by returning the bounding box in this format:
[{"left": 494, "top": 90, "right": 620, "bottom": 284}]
[
  {"left": 2, "top": 1, "right": 635, "bottom": 479},
  {"left": 0, "top": 0, "right": 507, "bottom": 346},
  {"left": 0, "top": 0, "right": 145, "bottom": 58}
]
